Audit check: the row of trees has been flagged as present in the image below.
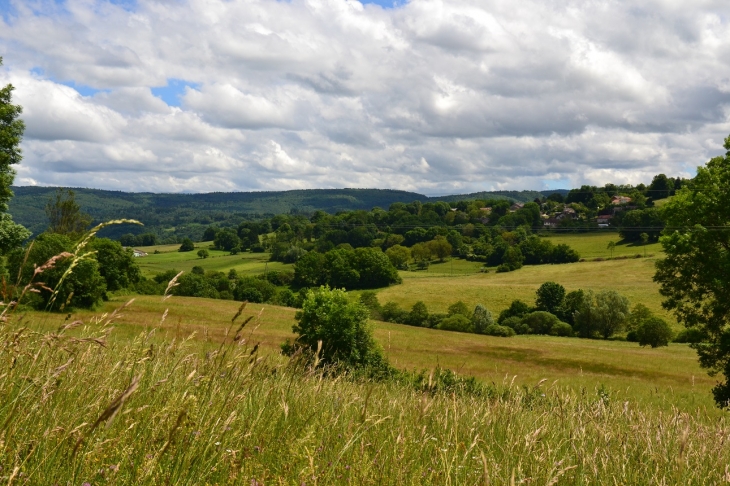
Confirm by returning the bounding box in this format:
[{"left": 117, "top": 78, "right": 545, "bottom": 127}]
[{"left": 370, "top": 281, "right": 673, "bottom": 346}]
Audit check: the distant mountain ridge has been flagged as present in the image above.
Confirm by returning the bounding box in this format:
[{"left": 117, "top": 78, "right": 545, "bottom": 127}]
[{"left": 9, "top": 186, "right": 570, "bottom": 241}]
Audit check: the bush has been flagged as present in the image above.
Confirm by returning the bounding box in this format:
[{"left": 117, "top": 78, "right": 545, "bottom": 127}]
[
  {"left": 282, "top": 286, "right": 389, "bottom": 372},
  {"left": 549, "top": 321, "right": 574, "bottom": 337},
  {"left": 635, "top": 317, "right": 673, "bottom": 348},
  {"left": 674, "top": 327, "right": 707, "bottom": 344},
  {"left": 276, "top": 289, "right": 297, "bottom": 307},
  {"left": 179, "top": 238, "right": 195, "bottom": 252},
  {"left": 381, "top": 301, "right": 408, "bottom": 324},
  {"left": 250, "top": 244, "right": 265, "bottom": 253},
  {"left": 197, "top": 249, "right": 209, "bottom": 259},
  {"left": 437, "top": 315, "right": 472, "bottom": 333},
  {"left": 237, "top": 288, "right": 264, "bottom": 303},
  {"left": 191, "top": 266, "right": 205, "bottom": 275},
  {"left": 500, "top": 316, "right": 529, "bottom": 334},
  {"left": 522, "top": 311, "right": 560, "bottom": 335},
  {"left": 471, "top": 304, "right": 494, "bottom": 334},
  {"left": 498, "top": 300, "right": 531, "bottom": 323},
  {"left": 484, "top": 324, "right": 515, "bottom": 337}
]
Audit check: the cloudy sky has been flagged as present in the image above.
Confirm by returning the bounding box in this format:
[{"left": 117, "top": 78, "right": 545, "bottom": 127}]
[{"left": 1, "top": 0, "right": 729, "bottom": 195}]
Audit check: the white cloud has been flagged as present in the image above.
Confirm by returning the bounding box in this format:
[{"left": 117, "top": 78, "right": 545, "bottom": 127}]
[{"left": 1, "top": 0, "right": 729, "bottom": 195}]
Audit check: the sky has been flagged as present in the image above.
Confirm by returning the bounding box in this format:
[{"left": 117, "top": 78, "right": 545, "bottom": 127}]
[{"left": 1, "top": 0, "right": 729, "bottom": 195}]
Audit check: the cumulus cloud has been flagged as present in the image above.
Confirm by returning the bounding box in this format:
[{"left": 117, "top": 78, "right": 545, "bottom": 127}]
[{"left": 1, "top": 0, "right": 729, "bottom": 195}]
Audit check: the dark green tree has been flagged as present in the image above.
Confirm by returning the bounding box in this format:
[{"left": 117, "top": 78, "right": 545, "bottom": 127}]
[
  {"left": 407, "top": 301, "right": 429, "bottom": 327},
  {"left": 214, "top": 229, "right": 241, "bottom": 251},
  {"left": 471, "top": 304, "right": 494, "bottom": 334},
  {"left": 0, "top": 58, "right": 30, "bottom": 253},
  {"left": 654, "top": 135, "right": 730, "bottom": 406},
  {"left": 535, "top": 281, "right": 566, "bottom": 315},
  {"left": 197, "top": 249, "right": 209, "bottom": 259},
  {"left": 179, "top": 237, "right": 195, "bottom": 252},
  {"left": 8, "top": 233, "right": 106, "bottom": 310},
  {"left": 88, "top": 238, "right": 141, "bottom": 291},
  {"left": 635, "top": 317, "right": 673, "bottom": 348},
  {"left": 45, "top": 188, "right": 91, "bottom": 238}
]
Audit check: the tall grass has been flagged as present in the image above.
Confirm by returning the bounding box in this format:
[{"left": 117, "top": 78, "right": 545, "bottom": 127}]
[{"left": 1, "top": 299, "right": 729, "bottom": 484}]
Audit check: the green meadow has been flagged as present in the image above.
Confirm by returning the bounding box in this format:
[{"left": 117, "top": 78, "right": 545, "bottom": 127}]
[{"left": 134, "top": 242, "right": 294, "bottom": 278}]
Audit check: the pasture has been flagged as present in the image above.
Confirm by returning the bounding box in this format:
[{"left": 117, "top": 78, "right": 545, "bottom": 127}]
[{"left": 42, "top": 294, "right": 716, "bottom": 414}]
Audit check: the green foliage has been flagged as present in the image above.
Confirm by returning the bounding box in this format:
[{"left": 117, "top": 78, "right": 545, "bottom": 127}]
[
  {"left": 407, "top": 301, "right": 429, "bottom": 327},
  {"left": 447, "top": 300, "right": 471, "bottom": 318},
  {"left": 535, "top": 281, "right": 566, "bottom": 315},
  {"left": 197, "top": 248, "right": 209, "bottom": 259},
  {"left": 484, "top": 324, "right": 516, "bottom": 337},
  {"left": 0, "top": 212, "right": 30, "bottom": 254},
  {"left": 674, "top": 327, "right": 707, "bottom": 344},
  {"left": 283, "top": 286, "right": 389, "bottom": 372},
  {"left": 573, "top": 290, "right": 630, "bottom": 339},
  {"left": 471, "top": 304, "right": 494, "bottom": 334},
  {"left": 550, "top": 321, "right": 574, "bottom": 337},
  {"left": 45, "top": 188, "right": 91, "bottom": 238},
  {"left": 654, "top": 137, "right": 730, "bottom": 406},
  {"left": 179, "top": 238, "right": 195, "bottom": 252},
  {"left": 522, "top": 311, "right": 561, "bottom": 335},
  {"left": 437, "top": 314, "right": 472, "bottom": 333},
  {"left": 88, "top": 238, "right": 141, "bottom": 292},
  {"left": 635, "top": 317, "right": 673, "bottom": 348},
  {"left": 0, "top": 57, "right": 24, "bottom": 213},
  {"left": 213, "top": 228, "right": 241, "bottom": 251},
  {"left": 498, "top": 299, "right": 531, "bottom": 324},
  {"left": 381, "top": 301, "right": 408, "bottom": 324},
  {"left": 7, "top": 233, "right": 106, "bottom": 310},
  {"left": 385, "top": 244, "right": 410, "bottom": 268},
  {"left": 293, "top": 247, "right": 399, "bottom": 290},
  {"left": 500, "top": 316, "right": 530, "bottom": 335}
]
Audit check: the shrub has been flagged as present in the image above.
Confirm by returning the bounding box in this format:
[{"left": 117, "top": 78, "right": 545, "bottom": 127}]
[
  {"left": 437, "top": 315, "right": 472, "bottom": 333},
  {"left": 674, "top": 327, "right": 707, "bottom": 344},
  {"left": 282, "top": 286, "right": 389, "bottom": 372},
  {"left": 250, "top": 244, "right": 265, "bottom": 253},
  {"left": 179, "top": 238, "right": 195, "bottom": 252},
  {"left": 406, "top": 301, "right": 429, "bottom": 327},
  {"left": 471, "top": 304, "right": 494, "bottom": 334},
  {"left": 635, "top": 317, "right": 673, "bottom": 348},
  {"left": 197, "top": 249, "right": 209, "bottom": 259},
  {"left": 522, "top": 311, "right": 560, "bottom": 335},
  {"left": 276, "top": 289, "right": 297, "bottom": 307},
  {"left": 447, "top": 300, "right": 470, "bottom": 317},
  {"left": 549, "top": 321, "right": 574, "bottom": 337},
  {"left": 498, "top": 300, "right": 531, "bottom": 323},
  {"left": 237, "top": 288, "right": 264, "bottom": 303},
  {"left": 381, "top": 301, "right": 408, "bottom": 324},
  {"left": 484, "top": 324, "right": 515, "bottom": 337},
  {"left": 191, "top": 266, "right": 205, "bottom": 275}
]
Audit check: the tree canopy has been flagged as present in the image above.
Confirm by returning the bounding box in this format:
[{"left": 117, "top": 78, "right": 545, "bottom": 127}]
[{"left": 654, "top": 134, "right": 730, "bottom": 407}]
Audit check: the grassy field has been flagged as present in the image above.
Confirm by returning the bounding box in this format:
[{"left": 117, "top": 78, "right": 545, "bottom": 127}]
[
  {"left": 542, "top": 231, "right": 662, "bottom": 260},
  {"left": 41, "top": 295, "right": 717, "bottom": 414},
  {"left": 5, "top": 304, "right": 730, "bottom": 484},
  {"left": 135, "top": 242, "right": 293, "bottom": 278},
  {"left": 379, "top": 256, "right": 674, "bottom": 325}
]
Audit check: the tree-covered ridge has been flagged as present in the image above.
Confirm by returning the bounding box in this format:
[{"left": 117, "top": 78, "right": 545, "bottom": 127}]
[{"left": 8, "top": 186, "right": 569, "bottom": 241}]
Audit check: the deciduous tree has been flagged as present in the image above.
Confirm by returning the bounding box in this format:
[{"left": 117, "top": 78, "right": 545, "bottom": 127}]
[{"left": 655, "top": 135, "right": 730, "bottom": 406}]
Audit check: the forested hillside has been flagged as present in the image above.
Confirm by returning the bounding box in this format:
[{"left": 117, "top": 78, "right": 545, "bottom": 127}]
[{"left": 9, "top": 186, "right": 568, "bottom": 240}]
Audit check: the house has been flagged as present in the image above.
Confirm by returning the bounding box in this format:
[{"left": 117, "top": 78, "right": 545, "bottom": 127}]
[
  {"left": 543, "top": 218, "right": 560, "bottom": 228},
  {"left": 480, "top": 207, "right": 492, "bottom": 213},
  {"left": 132, "top": 249, "right": 148, "bottom": 257},
  {"left": 509, "top": 202, "right": 524, "bottom": 212},
  {"left": 611, "top": 196, "right": 632, "bottom": 205},
  {"left": 597, "top": 215, "right": 613, "bottom": 226}
]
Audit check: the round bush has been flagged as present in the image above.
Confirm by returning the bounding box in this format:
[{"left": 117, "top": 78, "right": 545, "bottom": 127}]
[
  {"left": 635, "top": 317, "right": 673, "bottom": 348},
  {"left": 484, "top": 324, "right": 515, "bottom": 337},
  {"left": 549, "top": 321, "right": 574, "bottom": 337},
  {"left": 437, "top": 315, "right": 472, "bottom": 333},
  {"left": 237, "top": 288, "right": 264, "bottom": 303},
  {"left": 522, "top": 311, "right": 560, "bottom": 335}
]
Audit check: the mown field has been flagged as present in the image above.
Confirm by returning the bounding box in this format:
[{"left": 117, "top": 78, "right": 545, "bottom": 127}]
[{"left": 135, "top": 242, "right": 293, "bottom": 278}]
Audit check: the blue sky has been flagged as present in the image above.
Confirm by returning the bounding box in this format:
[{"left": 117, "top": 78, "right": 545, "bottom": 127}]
[{"left": 1, "top": 0, "right": 728, "bottom": 194}]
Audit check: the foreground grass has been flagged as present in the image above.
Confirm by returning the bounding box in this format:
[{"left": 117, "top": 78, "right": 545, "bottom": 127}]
[{"left": 2, "top": 301, "right": 729, "bottom": 484}]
